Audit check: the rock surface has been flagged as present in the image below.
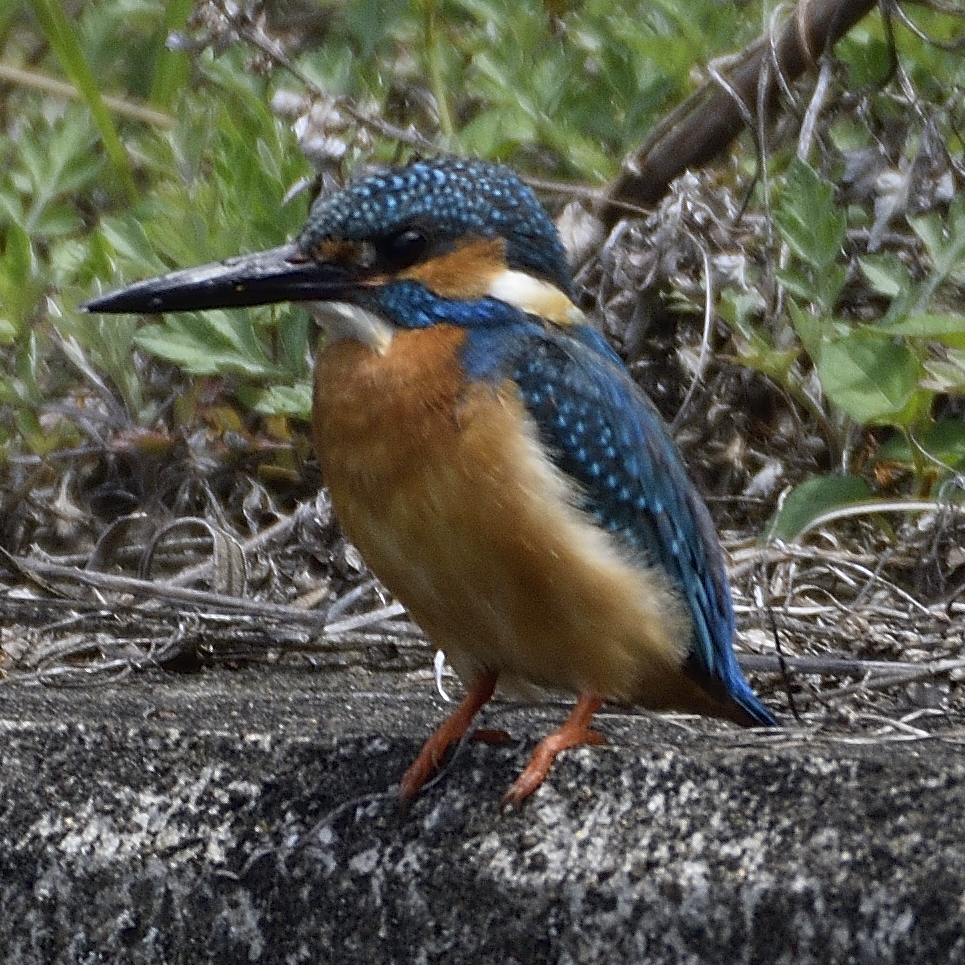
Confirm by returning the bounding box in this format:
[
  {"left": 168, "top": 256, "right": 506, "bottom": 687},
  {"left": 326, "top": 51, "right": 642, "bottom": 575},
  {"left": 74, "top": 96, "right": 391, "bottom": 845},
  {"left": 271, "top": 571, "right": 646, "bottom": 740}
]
[{"left": 1, "top": 666, "right": 963, "bottom": 964}]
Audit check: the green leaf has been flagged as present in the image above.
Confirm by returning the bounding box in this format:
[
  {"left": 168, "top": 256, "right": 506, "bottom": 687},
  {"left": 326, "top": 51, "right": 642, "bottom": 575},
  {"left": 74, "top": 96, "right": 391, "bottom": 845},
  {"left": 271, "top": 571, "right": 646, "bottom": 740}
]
[
  {"left": 252, "top": 382, "right": 313, "bottom": 420},
  {"left": 837, "top": 34, "right": 895, "bottom": 89},
  {"left": 816, "top": 335, "right": 921, "bottom": 423},
  {"left": 922, "top": 419, "right": 965, "bottom": 468},
  {"left": 774, "top": 160, "right": 849, "bottom": 314},
  {"left": 880, "top": 313, "right": 965, "bottom": 339},
  {"left": 27, "top": 0, "right": 136, "bottom": 201},
  {"left": 878, "top": 419, "right": 965, "bottom": 472},
  {"left": 0, "top": 223, "right": 43, "bottom": 333},
  {"left": 774, "top": 159, "right": 847, "bottom": 270},
  {"left": 787, "top": 299, "right": 822, "bottom": 359},
  {"left": 907, "top": 196, "right": 965, "bottom": 313},
  {"left": 858, "top": 254, "right": 911, "bottom": 299},
  {"left": 0, "top": 319, "right": 18, "bottom": 345},
  {"left": 149, "top": 0, "right": 192, "bottom": 107},
  {"left": 921, "top": 351, "right": 965, "bottom": 394},
  {"left": 135, "top": 315, "right": 280, "bottom": 378},
  {"left": 765, "top": 475, "right": 874, "bottom": 542},
  {"left": 275, "top": 309, "right": 314, "bottom": 377}
]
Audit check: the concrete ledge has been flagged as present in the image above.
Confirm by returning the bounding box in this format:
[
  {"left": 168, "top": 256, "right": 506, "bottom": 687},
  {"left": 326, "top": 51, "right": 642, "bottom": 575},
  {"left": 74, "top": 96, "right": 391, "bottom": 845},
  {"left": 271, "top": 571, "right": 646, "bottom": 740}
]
[{"left": 1, "top": 668, "right": 963, "bottom": 964}]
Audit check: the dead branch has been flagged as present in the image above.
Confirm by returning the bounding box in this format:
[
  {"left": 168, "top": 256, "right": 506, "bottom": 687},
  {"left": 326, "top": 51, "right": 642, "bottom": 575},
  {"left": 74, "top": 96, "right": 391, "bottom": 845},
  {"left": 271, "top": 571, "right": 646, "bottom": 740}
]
[{"left": 599, "top": 0, "right": 878, "bottom": 226}]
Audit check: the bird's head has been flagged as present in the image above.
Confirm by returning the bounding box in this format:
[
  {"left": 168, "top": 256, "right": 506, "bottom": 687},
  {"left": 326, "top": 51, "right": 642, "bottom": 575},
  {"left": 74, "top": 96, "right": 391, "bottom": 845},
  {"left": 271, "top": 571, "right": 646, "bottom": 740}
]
[{"left": 84, "top": 158, "right": 584, "bottom": 345}]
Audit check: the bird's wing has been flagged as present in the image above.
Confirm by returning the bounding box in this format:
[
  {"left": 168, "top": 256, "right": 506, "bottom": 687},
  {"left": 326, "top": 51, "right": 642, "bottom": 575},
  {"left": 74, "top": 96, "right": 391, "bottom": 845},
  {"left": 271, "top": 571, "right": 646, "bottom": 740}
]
[{"left": 473, "top": 322, "right": 773, "bottom": 725}]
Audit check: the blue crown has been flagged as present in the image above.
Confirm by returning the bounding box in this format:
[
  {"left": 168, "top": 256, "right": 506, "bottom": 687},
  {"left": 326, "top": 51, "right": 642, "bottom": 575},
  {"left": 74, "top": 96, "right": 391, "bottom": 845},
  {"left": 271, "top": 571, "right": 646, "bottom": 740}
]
[{"left": 298, "top": 158, "right": 573, "bottom": 295}]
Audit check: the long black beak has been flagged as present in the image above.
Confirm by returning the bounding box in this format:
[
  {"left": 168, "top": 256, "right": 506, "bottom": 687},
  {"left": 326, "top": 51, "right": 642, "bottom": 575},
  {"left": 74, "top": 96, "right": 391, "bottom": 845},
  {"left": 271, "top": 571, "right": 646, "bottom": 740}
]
[{"left": 83, "top": 243, "right": 351, "bottom": 314}]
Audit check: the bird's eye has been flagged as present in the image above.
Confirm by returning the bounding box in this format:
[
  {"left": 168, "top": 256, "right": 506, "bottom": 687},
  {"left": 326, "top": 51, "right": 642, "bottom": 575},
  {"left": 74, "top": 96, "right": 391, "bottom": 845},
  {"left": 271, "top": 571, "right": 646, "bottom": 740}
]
[{"left": 379, "top": 228, "right": 429, "bottom": 271}]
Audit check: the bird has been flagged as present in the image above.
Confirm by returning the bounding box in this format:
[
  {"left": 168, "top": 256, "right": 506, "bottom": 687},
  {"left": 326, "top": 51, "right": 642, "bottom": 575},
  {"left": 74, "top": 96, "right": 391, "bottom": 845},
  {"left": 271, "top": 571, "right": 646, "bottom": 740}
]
[{"left": 85, "top": 156, "right": 776, "bottom": 805}]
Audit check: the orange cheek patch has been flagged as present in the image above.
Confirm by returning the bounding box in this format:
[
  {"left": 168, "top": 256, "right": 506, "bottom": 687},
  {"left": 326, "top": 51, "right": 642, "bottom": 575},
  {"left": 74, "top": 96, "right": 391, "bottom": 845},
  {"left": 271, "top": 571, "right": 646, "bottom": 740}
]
[{"left": 399, "top": 238, "right": 506, "bottom": 299}]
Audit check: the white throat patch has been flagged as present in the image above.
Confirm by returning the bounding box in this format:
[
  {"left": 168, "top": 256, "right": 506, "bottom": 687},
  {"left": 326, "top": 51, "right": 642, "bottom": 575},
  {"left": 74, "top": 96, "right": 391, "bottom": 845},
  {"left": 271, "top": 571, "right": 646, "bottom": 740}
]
[{"left": 308, "top": 301, "right": 394, "bottom": 355}]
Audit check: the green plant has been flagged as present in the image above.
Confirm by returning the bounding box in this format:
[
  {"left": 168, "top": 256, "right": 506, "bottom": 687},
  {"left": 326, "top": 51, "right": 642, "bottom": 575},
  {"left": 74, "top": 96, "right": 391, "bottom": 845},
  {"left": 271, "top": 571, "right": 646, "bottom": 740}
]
[
  {"left": 4, "top": 0, "right": 965, "bottom": 536},
  {"left": 731, "top": 157, "right": 965, "bottom": 540},
  {"left": 89, "top": 68, "right": 315, "bottom": 417}
]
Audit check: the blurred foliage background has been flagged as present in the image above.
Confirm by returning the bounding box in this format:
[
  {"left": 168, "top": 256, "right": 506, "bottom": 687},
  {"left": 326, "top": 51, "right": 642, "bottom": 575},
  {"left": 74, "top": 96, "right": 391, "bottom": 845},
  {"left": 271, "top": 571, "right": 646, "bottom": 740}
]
[{"left": 2, "top": 0, "right": 965, "bottom": 555}]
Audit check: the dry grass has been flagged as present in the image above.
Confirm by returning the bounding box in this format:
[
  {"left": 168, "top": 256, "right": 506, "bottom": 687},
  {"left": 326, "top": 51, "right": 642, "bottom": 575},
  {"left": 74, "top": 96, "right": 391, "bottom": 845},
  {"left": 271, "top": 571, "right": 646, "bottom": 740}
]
[{"left": 2, "top": 0, "right": 963, "bottom": 741}]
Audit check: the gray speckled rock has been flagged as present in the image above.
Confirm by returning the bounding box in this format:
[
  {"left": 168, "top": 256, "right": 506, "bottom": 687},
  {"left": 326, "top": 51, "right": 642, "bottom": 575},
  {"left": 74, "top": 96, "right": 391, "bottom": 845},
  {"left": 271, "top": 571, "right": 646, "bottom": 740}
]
[{"left": 1, "top": 668, "right": 963, "bottom": 964}]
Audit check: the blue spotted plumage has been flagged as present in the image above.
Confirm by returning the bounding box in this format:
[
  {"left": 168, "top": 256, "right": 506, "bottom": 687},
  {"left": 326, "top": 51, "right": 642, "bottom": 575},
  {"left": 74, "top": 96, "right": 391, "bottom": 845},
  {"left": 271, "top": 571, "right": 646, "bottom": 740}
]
[
  {"left": 299, "top": 158, "right": 573, "bottom": 295},
  {"left": 85, "top": 155, "right": 775, "bottom": 805},
  {"left": 477, "top": 323, "right": 773, "bottom": 725}
]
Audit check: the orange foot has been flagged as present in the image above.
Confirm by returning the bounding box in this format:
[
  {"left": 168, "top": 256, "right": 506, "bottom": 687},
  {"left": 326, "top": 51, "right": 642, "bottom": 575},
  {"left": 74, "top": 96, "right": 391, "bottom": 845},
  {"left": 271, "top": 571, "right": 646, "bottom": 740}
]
[
  {"left": 399, "top": 669, "right": 498, "bottom": 802},
  {"left": 503, "top": 693, "right": 605, "bottom": 807}
]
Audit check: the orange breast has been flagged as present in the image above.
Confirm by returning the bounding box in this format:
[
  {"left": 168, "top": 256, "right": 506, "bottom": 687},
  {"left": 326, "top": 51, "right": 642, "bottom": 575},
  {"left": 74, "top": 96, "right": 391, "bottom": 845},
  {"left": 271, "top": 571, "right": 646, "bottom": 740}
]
[{"left": 312, "top": 326, "right": 732, "bottom": 717}]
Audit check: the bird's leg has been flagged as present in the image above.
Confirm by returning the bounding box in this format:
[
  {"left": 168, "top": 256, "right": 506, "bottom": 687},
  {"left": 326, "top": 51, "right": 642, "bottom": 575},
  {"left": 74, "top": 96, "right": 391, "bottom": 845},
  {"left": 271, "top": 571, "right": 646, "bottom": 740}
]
[
  {"left": 399, "top": 669, "right": 499, "bottom": 802},
  {"left": 503, "top": 693, "right": 605, "bottom": 806}
]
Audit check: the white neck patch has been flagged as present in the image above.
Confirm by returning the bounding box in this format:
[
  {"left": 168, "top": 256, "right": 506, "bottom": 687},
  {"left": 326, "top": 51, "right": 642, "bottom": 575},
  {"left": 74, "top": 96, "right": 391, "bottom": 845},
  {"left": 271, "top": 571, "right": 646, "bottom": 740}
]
[{"left": 486, "top": 270, "right": 586, "bottom": 328}]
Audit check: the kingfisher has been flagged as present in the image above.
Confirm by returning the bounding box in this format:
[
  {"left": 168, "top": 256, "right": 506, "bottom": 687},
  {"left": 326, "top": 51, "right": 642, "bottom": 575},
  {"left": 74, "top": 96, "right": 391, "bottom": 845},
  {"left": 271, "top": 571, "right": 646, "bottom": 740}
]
[{"left": 85, "top": 157, "right": 775, "bottom": 805}]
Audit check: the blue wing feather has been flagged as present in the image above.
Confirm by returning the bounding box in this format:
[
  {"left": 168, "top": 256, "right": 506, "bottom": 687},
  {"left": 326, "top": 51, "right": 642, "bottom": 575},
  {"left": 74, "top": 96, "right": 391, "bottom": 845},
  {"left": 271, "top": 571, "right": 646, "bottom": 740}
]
[{"left": 463, "top": 319, "right": 774, "bottom": 726}]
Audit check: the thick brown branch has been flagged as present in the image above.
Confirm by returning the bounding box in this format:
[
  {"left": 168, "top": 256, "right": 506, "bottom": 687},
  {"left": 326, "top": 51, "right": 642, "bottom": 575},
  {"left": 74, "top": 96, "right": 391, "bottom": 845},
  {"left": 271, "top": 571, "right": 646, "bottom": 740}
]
[{"left": 600, "top": 0, "right": 878, "bottom": 226}]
